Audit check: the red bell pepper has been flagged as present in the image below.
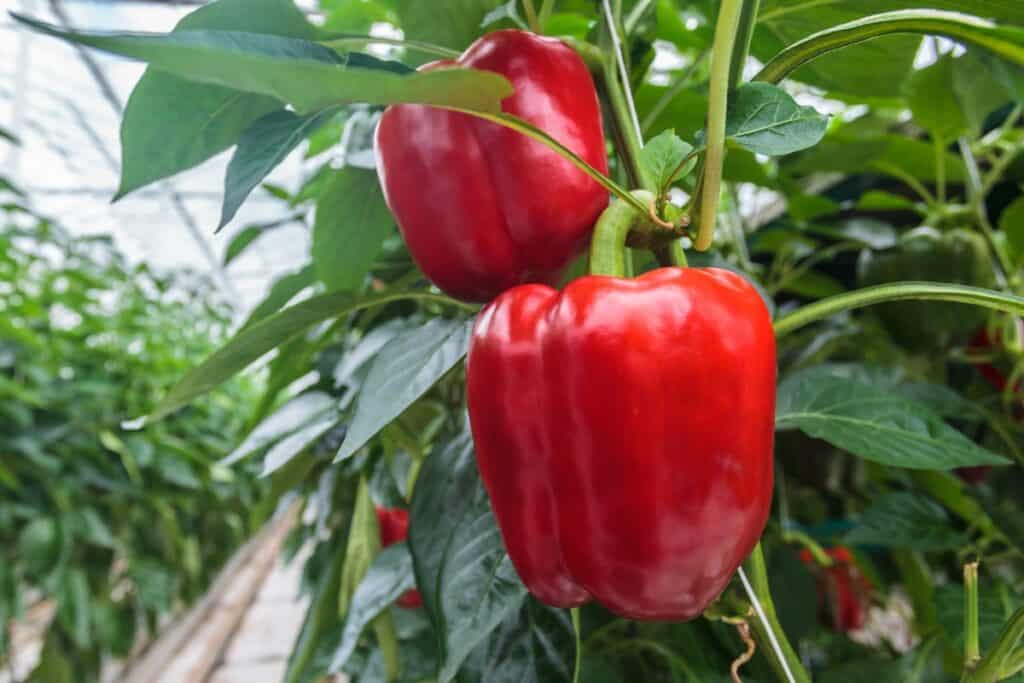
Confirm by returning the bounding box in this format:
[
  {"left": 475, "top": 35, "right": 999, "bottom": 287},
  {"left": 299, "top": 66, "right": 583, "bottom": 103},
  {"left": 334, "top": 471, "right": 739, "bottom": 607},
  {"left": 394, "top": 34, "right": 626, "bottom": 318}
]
[
  {"left": 375, "top": 506, "right": 423, "bottom": 609},
  {"left": 466, "top": 265, "right": 776, "bottom": 620},
  {"left": 375, "top": 29, "right": 610, "bottom": 302},
  {"left": 800, "top": 546, "right": 872, "bottom": 632}
]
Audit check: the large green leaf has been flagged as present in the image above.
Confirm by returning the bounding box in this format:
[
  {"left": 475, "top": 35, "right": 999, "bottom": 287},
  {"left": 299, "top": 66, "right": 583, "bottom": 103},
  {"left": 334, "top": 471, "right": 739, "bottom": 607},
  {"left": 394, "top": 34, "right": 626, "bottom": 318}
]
[
  {"left": 116, "top": 0, "right": 314, "bottom": 198},
  {"left": 219, "top": 108, "right": 335, "bottom": 229},
  {"left": 461, "top": 599, "right": 576, "bottom": 683},
  {"left": 336, "top": 318, "right": 472, "bottom": 462},
  {"left": 725, "top": 82, "right": 828, "bottom": 156},
  {"left": 409, "top": 433, "right": 528, "bottom": 683},
  {"left": 950, "top": 51, "right": 1017, "bottom": 137},
  {"left": 15, "top": 17, "right": 514, "bottom": 116},
  {"left": 844, "top": 492, "right": 968, "bottom": 550},
  {"left": 330, "top": 543, "right": 416, "bottom": 673},
  {"left": 312, "top": 167, "right": 393, "bottom": 292},
  {"left": 150, "top": 290, "right": 466, "bottom": 420},
  {"left": 904, "top": 54, "right": 968, "bottom": 141},
  {"left": 776, "top": 368, "right": 1011, "bottom": 469},
  {"left": 397, "top": 0, "right": 505, "bottom": 50}
]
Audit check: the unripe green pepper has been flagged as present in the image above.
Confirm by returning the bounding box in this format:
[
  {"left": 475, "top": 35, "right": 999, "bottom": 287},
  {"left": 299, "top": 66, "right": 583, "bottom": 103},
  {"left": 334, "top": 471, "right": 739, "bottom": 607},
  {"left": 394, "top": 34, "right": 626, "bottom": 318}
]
[{"left": 857, "top": 227, "right": 996, "bottom": 351}]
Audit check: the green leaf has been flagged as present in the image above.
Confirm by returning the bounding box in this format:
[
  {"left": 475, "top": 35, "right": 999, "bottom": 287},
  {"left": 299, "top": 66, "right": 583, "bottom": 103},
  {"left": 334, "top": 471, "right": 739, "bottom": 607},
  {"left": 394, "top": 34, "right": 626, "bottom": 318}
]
[
  {"left": 15, "top": 17, "right": 513, "bottom": 116},
  {"left": 776, "top": 368, "right": 1011, "bottom": 469},
  {"left": 819, "top": 658, "right": 909, "bottom": 683},
  {"left": 336, "top": 318, "right": 472, "bottom": 462},
  {"left": 951, "top": 51, "right": 1016, "bottom": 137},
  {"left": 18, "top": 517, "right": 61, "bottom": 575},
  {"left": 1000, "top": 196, "right": 1024, "bottom": 260},
  {"left": 115, "top": 0, "right": 314, "bottom": 198},
  {"left": 409, "top": 433, "right": 528, "bottom": 683},
  {"left": 639, "top": 129, "right": 694, "bottom": 190},
  {"left": 339, "top": 477, "right": 381, "bottom": 617},
  {"left": 856, "top": 190, "right": 920, "bottom": 213},
  {"left": 284, "top": 540, "right": 347, "bottom": 683},
  {"left": 396, "top": 0, "right": 505, "bottom": 50},
  {"left": 223, "top": 224, "right": 264, "bottom": 265},
  {"left": 222, "top": 391, "right": 336, "bottom": 465},
  {"left": 844, "top": 491, "right": 968, "bottom": 551},
  {"left": 58, "top": 569, "right": 92, "bottom": 649},
  {"left": 219, "top": 108, "right": 335, "bottom": 229},
  {"left": 330, "top": 543, "right": 416, "bottom": 673},
  {"left": 30, "top": 636, "right": 76, "bottom": 683},
  {"left": 725, "top": 82, "right": 828, "bottom": 156},
  {"left": 261, "top": 409, "right": 340, "bottom": 476},
  {"left": 904, "top": 54, "right": 967, "bottom": 141},
  {"left": 150, "top": 289, "right": 466, "bottom": 421},
  {"left": 312, "top": 167, "right": 393, "bottom": 292},
  {"left": 240, "top": 264, "right": 315, "bottom": 330},
  {"left": 462, "top": 599, "right": 576, "bottom": 683}
]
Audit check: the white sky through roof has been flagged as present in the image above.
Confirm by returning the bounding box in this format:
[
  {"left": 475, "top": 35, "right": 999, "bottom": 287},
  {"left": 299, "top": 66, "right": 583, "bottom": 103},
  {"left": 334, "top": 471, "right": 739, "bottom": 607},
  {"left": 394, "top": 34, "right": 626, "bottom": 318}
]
[{"left": 1, "top": 0, "right": 315, "bottom": 312}]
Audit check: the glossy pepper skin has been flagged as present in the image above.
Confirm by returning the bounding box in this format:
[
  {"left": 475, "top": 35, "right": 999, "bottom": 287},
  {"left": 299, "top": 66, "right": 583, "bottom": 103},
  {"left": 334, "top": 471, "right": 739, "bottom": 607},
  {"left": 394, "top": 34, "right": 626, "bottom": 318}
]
[
  {"left": 374, "top": 507, "right": 423, "bottom": 609},
  {"left": 467, "top": 268, "right": 776, "bottom": 620},
  {"left": 375, "top": 29, "right": 610, "bottom": 302}
]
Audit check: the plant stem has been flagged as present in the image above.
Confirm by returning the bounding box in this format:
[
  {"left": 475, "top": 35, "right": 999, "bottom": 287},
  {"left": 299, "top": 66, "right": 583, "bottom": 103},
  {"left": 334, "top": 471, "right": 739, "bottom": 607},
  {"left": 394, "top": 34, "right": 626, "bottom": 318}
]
[
  {"left": 958, "top": 138, "right": 1014, "bottom": 289},
  {"left": 773, "top": 282, "right": 1024, "bottom": 338},
  {"left": 754, "top": 10, "right": 1024, "bottom": 85},
  {"left": 571, "top": 607, "right": 581, "bottom": 683},
  {"left": 601, "top": 65, "right": 653, "bottom": 190},
  {"left": 538, "top": 0, "right": 555, "bottom": 32},
  {"left": 590, "top": 191, "right": 658, "bottom": 276},
  {"left": 450, "top": 107, "right": 647, "bottom": 214},
  {"left": 729, "top": 0, "right": 761, "bottom": 88},
  {"left": 935, "top": 135, "right": 947, "bottom": 205},
  {"left": 872, "top": 162, "right": 937, "bottom": 205},
  {"left": 598, "top": 0, "right": 653, "bottom": 191},
  {"left": 695, "top": 0, "right": 743, "bottom": 251},
  {"left": 964, "top": 562, "right": 981, "bottom": 672},
  {"left": 522, "top": 0, "right": 540, "bottom": 32},
  {"left": 740, "top": 544, "right": 811, "bottom": 683}
]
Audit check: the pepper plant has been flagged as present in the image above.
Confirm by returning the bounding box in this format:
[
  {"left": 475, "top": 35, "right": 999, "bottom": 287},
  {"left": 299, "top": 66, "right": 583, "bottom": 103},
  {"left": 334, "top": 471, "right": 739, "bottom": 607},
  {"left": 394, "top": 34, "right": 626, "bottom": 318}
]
[
  {"left": 0, "top": 177, "right": 262, "bottom": 679},
  {"left": 11, "top": 0, "right": 1024, "bottom": 681}
]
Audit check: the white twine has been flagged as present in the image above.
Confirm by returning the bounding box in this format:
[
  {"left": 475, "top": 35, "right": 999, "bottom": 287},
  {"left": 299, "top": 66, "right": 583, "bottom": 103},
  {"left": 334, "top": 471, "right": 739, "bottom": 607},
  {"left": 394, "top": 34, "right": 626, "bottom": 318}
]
[
  {"left": 600, "top": 0, "right": 644, "bottom": 144},
  {"left": 737, "top": 566, "right": 797, "bottom": 683}
]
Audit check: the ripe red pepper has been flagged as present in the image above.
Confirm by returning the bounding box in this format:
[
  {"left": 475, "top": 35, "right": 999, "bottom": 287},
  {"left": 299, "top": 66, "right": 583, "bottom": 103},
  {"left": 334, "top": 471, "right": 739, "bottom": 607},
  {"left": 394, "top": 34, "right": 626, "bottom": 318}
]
[
  {"left": 466, "top": 267, "right": 776, "bottom": 620},
  {"left": 800, "top": 546, "right": 872, "bottom": 632},
  {"left": 375, "top": 29, "right": 610, "bottom": 302},
  {"left": 374, "top": 506, "right": 423, "bottom": 609}
]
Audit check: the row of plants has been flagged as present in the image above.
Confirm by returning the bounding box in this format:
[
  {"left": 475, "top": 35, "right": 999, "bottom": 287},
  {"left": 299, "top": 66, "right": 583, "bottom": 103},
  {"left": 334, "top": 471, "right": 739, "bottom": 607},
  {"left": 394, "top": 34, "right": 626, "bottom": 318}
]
[
  {"left": 0, "top": 145, "right": 264, "bottom": 680},
  {"left": 9, "top": 0, "right": 1024, "bottom": 681}
]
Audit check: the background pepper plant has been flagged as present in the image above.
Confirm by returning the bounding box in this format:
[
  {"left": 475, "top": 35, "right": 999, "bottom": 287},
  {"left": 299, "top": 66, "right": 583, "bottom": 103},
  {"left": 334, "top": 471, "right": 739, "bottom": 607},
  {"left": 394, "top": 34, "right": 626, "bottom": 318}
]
[
  {"left": 11, "top": 0, "right": 1024, "bottom": 680},
  {"left": 0, "top": 166, "right": 263, "bottom": 679}
]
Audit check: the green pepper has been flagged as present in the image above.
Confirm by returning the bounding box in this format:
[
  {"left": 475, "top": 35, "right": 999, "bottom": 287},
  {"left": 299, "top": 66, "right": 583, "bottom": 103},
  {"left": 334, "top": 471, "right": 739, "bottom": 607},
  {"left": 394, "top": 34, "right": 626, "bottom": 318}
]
[{"left": 857, "top": 226, "right": 996, "bottom": 351}]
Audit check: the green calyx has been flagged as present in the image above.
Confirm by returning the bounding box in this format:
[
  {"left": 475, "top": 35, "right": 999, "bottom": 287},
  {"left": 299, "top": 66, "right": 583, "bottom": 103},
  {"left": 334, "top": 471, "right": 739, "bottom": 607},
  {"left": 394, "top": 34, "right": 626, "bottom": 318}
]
[{"left": 589, "top": 190, "right": 686, "bottom": 277}]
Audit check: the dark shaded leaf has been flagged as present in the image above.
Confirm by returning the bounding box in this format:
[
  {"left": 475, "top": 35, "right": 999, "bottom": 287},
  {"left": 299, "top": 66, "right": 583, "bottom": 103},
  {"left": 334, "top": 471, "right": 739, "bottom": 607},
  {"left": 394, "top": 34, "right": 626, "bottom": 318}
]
[
  {"left": 336, "top": 318, "right": 472, "bottom": 461},
  {"left": 409, "top": 433, "right": 528, "bottom": 683}
]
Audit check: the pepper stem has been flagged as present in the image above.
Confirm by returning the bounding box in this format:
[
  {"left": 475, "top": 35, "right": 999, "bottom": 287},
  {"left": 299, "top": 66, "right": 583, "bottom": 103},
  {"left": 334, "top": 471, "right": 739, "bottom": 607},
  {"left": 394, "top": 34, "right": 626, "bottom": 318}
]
[{"left": 590, "top": 190, "right": 659, "bottom": 277}]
